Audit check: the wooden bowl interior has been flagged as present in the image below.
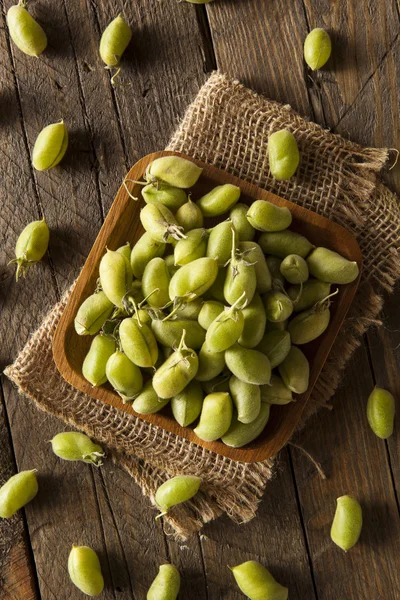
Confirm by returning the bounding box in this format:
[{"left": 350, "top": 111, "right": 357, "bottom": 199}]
[{"left": 53, "top": 151, "right": 362, "bottom": 462}]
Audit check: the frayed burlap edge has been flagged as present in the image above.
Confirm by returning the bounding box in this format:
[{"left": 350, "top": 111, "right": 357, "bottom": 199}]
[{"left": 3, "top": 72, "right": 400, "bottom": 544}]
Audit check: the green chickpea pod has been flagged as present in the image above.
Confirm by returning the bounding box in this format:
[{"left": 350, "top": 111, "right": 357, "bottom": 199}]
[
  {"left": 304, "top": 28, "right": 332, "bottom": 70},
  {"left": 10, "top": 219, "right": 50, "bottom": 281},
  {"left": 155, "top": 474, "right": 201, "bottom": 518}
]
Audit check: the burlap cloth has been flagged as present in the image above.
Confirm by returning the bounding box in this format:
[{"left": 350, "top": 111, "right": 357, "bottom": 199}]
[{"left": 4, "top": 73, "right": 400, "bottom": 548}]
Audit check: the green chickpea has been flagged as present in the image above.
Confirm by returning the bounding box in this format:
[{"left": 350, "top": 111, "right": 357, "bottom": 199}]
[
  {"left": 142, "top": 257, "right": 171, "bottom": 308},
  {"left": 278, "top": 346, "right": 309, "bottom": 394},
  {"left": 206, "top": 220, "right": 235, "bottom": 266},
  {"left": 169, "top": 257, "right": 218, "bottom": 301},
  {"left": 68, "top": 545, "right": 104, "bottom": 596},
  {"left": 307, "top": 247, "right": 359, "bottom": 284},
  {"left": 175, "top": 198, "right": 204, "bottom": 231},
  {"left": 140, "top": 202, "right": 186, "bottom": 244},
  {"left": 147, "top": 564, "right": 181, "bottom": 600},
  {"left": 287, "top": 304, "right": 330, "bottom": 344},
  {"left": 142, "top": 183, "right": 187, "bottom": 211},
  {"left": 146, "top": 156, "right": 203, "bottom": 189},
  {"left": 100, "top": 14, "right": 132, "bottom": 85},
  {"left": 99, "top": 248, "right": 133, "bottom": 308},
  {"left": 280, "top": 254, "right": 309, "bottom": 284},
  {"left": 198, "top": 300, "right": 224, "bottom": 330},
  {"left": 0, "top": 470, "right": 38, "bottom": 518},
  {"left": 229, "top": 375, "right": 261, "bottom": 423},
  {"left": 10, "top": 219, "right": 50, "bottom": 280},
  {"left": 119, "top": 317, "right": 158, "bottom": 368},
  {"left": 367, "top": 387, "right": 395, "bottom": 439},
  {"left": 151, "top": 318, "right": 205, "bottom": 349},
  {"left": 224, "top": 229, "right": 257, "bottom": 305},
  {"left": 194, "top": 392, "right": 233, "bottom": 441},
  {"left": 266, "top": 256, "right": 285, "bottom": 288},
  {"left": 230, "top": 560, "right": 288, "bottom": 600},
  {"left": 116, "top": 242, "right": 131, "bottom": 262},
  {"left": 202, "top": 373, "right": 231, "bottom": 395},
  {"left": 225, "top": 344, "right": 271, "bottom": 385},
  {"left": 82, "top": 334, "right": 116, "bottom": 386},
  {"left": 257, "top": 330, "right": 291, "bottom": 368},
  {"left": 195, "top": 340, "right": 226, "bottom": 382},
  {"left": 268, "top": 130, "right": 300, "bottom": 181},
  {"left": 74, "top": 291, "right": 114, "bottom": 336},
  {"left": 229, "top": 203, "right": 255, "bottom": 241},
  {"left": 238, "top": 292, "right": 267, "bottom": 349},
  {"left": 264, "top": 318, "right": 288, "bottom": 333},
  {"left": 155, "top": 474, "right": 201, "bottom": 517},
  {"left": 304, "top": 28, "right": 332, "bottom": 70},
  {"left": 171, "top": 380, "right": 203, "bottom": 427},
  {"left": 197, "top": 184, "right": 241, "bottom": 217},
  {"left": 287, "top": 279, "right": 331, "bottom": 312},
  {"left": 222, "top": 402, "right": 270, "bottom": 448},
  {"left": 259, "top": 230, "right": 313, "bottom": 259},
  {"left": 205, "top": 294, "right": 245, "bottom": 352},
  {"left": 207, "top": 267, "right": 227, "bottom": 303},
  {"left": 164, "top": 253, "right": 180, "bottom": 277},
  {"left": 239, "top": 241, "right": 272, "bottom": 294},
  {"left": 153, "top": 330, "right": 199, "bottom": 398},
  {"left": 330, "top": 495, "right": 362, "bottom": 552},
  {"left": 32, "top": 121, "right": 68, "bottom": 171},
  {"left": 130, "top": 232, "right": 166, "bottom": 279},
  {"left": 7, "top": 2, "right": 47, "bottom": 57},
  {"left": 106, "top": 350, "right": 143, "bottom": 401},
  {"left": 51, "top": 432, "right": 105, "bottom": 466},
  {"left": 246, "top": 200, "right": 292, "bottom": 232},
  {"left": 263, "top": 290, "right": 293, "bottom": 322},
  {"left": 132, "top": 381, "right": 169, "bottom": 414},
  {"left": 174, "top": 228, "right": 209, "bottom": 266},
  {"left": 261, "top": 375, "right": 293, "bottom": 405},
  {"left": 172, "top": 297, "right": 203, "bottom": 320}
]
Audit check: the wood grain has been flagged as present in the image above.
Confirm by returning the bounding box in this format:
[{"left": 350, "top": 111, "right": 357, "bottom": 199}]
[{"left": 53, "top": 150, "right": 362, "bottom": 463}]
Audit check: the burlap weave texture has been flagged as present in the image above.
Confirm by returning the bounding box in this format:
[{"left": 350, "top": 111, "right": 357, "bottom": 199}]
[{"left": 4, "top": 72, "right": 400, "bottom": 544}]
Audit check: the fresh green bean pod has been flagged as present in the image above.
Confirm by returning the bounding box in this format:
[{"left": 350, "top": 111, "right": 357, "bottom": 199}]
[
  {"left": 100, "top": 14, "right": 132, "bottom": 68},
  {"left": 257, "top": 330, "right": 291, "bottom": 368},
  {"left": 202, "top": 373, "right": 231, "bottom": 395},
  {"left": 238, "top": 293, "right": 267, "bottom": 348},
  {"left": 7, "top": 3, "right": 47, "bottom": 57},
  {"left": 106, "top": 350, "right": 143, "bottom": 401},
  {"left": 164, "top": 254, "right": 179, "bottom": 277},
  {"left": 222, "top": 403, "right": 270, "bottom": 448},
  {"left": 82, "top": 334, "right": 116, "bottom": 386},
  {"left": 261, "top": 375, "right": 293, "bottom": 405},
  {"left": 229, "top": 375, "right": 261, "bottom": 423},
  {"left": 171, "top": 381, "right": 203, "bottom": 427},
  {"left": 146, "top": 156, "right": 202, "bottom": 189},
  {"left": 116, "top": 242, "right": 131, "bottom": 262},
  {"left": 225, "top": 344, "right": 271, "bottom": 385},
  {"left": 206, "top": 220, "right": 235, "bottom": 266},
  {"left": 278, "top": 346, "right": 309, "bottom": 394},
  {"left": 132, "top": 381, "right": 169, "bottom": 414},
  {"left": 268, "top": 129, "right": 300, "bottom": 181},
  {"left": 175, "top": 198, "right": 204, "bottom": 231},
  {"left": 68, "top": 545, "right": 104, "bottom": 597},
  {"left": 229, "top": 203, "right": 256, "bottom": 241},
  {"left": 147, "top": 564, "right": 181, "bottom": 600},
  {"left": 140, "top": 202, "right": 185, "bottom": 244},
  {"left": 259, "top": 230, "right": 314, "bottom": 259},
  {"left": 32, "top": 121, "right": 68, "bottom": 171},
  {"left": 119, "top": 318, "right": 158, "bottom": 367},
  {"left": 142, "top": 183, "right": 187, "bottom": 211},
  {"left": 198, "top": 300, "right": 224, "bottom": 329},
  {"left": 367, "top": 387, "right": 395, "bottom": 439},
  {"left": 153, "top": 331, "right": 199, "bottom": 398},
  {"left": 174, "top": 228, "right": 208, "bottom": 266},
  {"left": 330, "top": 495, "right": 362, "bottom": 552},
  {"left": 74, "top": 292, "right": 114, "bottom": 336},
  {"left": 304, "top": 28, "right": 332, "bottom": 70},
  {"left": 197, "top": 184, "right": 241, "bottom": 217},
  {"left": 169, "top": 257, "right": 218, "bottom": 301},
  {"left": 130, "top": 232, "right": 166, "bottom": 279},
  {"left": 151, "top": 318, "right": 205, "bottom": 349},
  {"left": 224, "top": 248, "right": 257, "bottom": 305},
  {"left": 307, "top": 247, "right": 359, "bottom": 284},
  {"left": 195, "top": 341, "right": 226, "bottom": 382},
  {"left": 246, "top": 200, "right": 292, "bottom": 232},
  {"left": 0, "top": 470, "right": 38, "bottom": 519},
  {"left": 99, "top": 249, "right": 133, "bottom": 308},
  {"left": 287, "top": 279, "right": 331, "bottom": 312},
  {"left": 230, "top": 560, "right": 288, "bottom": 600},
  {"left": 287, "top": 305, "right": 330, "bottom": 344},
  {"left": 50, "top": 432, "right": 105, "bottom": 466},
  {"left": 142, "top": 257, "right": 171, "bottom": 308},
  {"left": 205, "top": 299, "right": 245, "bottom": 352},
  {"left": 173, "top": 297, "right": 203, "bottom": 320},
  {"left": 194, "top": 392, "right": 233, "bottom": 441},
  {"left": 239, "top": 241, "right": 272, "bottom": 294},
  {"left": 155, "top": 475, "right": 201, "bottom": 514},
  {"left": 263, "top": 290, "right": 293, "bottom": 322},
  {"left": 10, "top": 219, "right": 50, "bottom": 280},
  {"left": 280, "top": 254, "right": 309, "bottom": 284}
]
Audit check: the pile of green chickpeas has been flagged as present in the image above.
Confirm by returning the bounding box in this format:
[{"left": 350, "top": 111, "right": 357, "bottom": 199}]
[{"left": 74, "top": 155, "right": 360, "bottom": 450}]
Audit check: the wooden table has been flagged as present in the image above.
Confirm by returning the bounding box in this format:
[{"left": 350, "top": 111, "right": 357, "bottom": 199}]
[{"left": 1, "top": 1, "right": 399, "bottom": 598}]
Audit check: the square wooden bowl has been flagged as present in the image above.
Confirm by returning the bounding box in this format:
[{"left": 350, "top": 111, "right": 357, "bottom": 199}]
[{"left": 53, "top": 151, "right": 362, "bottom": 463}]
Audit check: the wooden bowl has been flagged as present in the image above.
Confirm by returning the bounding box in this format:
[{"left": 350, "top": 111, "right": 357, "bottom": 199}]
[{"left": 53, "top": 151, "right": 362, "bottom": 463}]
